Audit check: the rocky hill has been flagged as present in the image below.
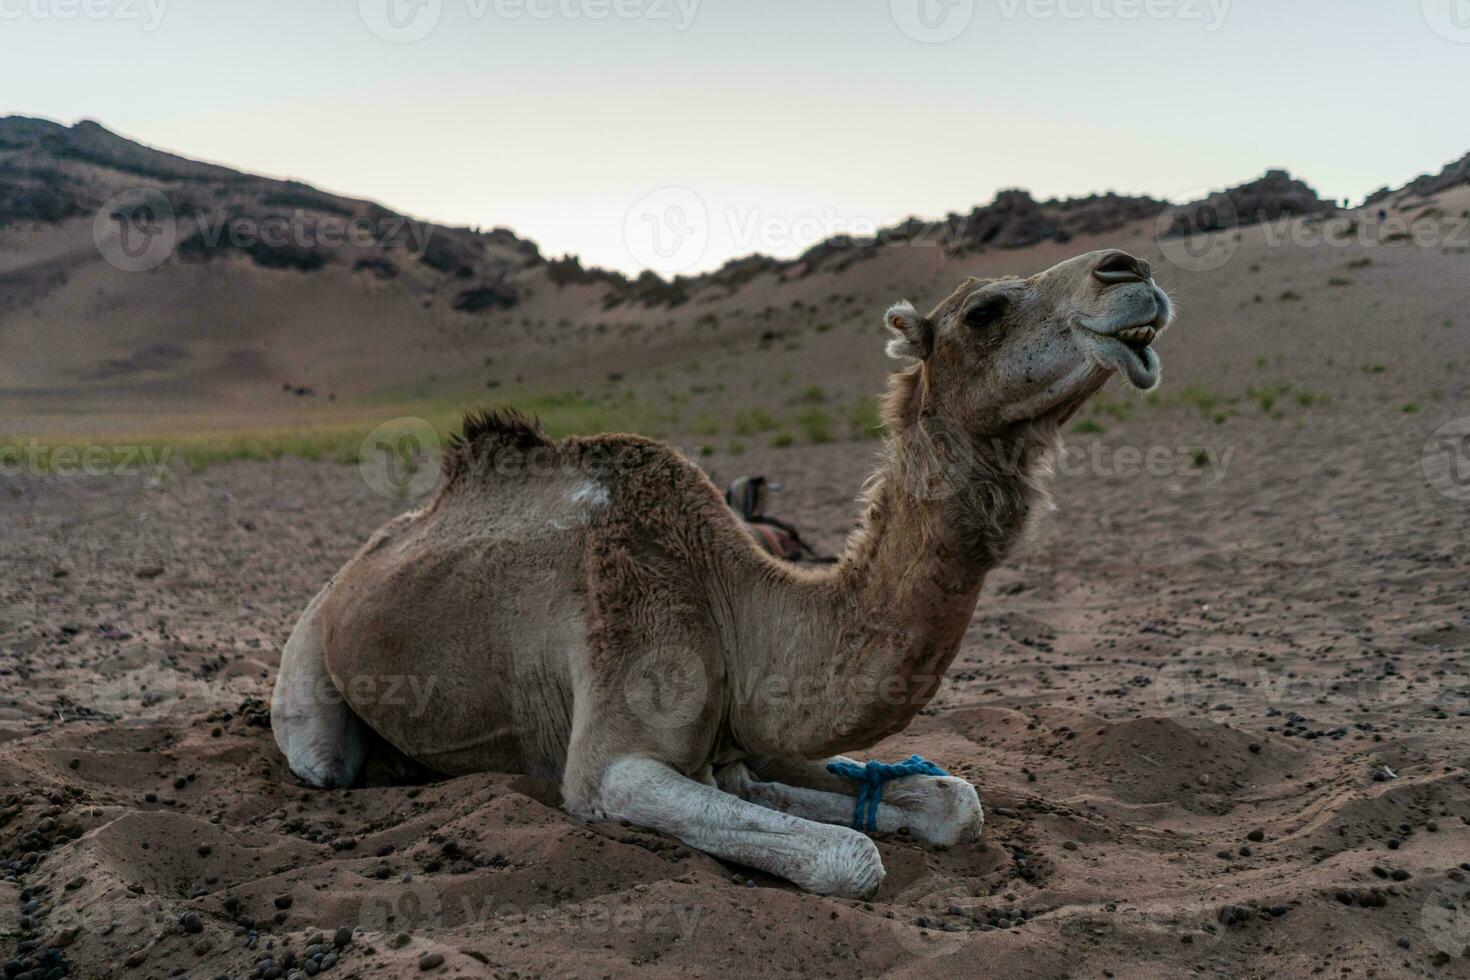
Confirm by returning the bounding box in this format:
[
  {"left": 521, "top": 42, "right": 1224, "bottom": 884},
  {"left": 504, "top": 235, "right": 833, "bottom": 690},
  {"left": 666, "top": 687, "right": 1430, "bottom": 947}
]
[
  {"left": 1160, "top": 169, "right": 1329, "bottom": 237},
  {"left": 1365, "top": 150, "right": 1470, "bottom": 207},
  {"left": 0, "top": 115, "right": 1462, "bottom": 434}
]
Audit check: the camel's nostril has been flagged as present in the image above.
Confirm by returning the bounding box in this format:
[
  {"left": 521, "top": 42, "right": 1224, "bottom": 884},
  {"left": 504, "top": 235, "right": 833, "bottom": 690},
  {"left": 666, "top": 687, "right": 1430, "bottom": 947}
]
[{"left": 1094, "top": 252, "right": 1151, "bottom": 285}]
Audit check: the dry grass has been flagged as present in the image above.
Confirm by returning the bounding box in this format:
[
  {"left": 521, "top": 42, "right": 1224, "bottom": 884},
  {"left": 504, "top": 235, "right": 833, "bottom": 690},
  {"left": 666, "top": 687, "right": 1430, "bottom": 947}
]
[{"left": 2, "top": 387, "right": 659, "bottom": 474}]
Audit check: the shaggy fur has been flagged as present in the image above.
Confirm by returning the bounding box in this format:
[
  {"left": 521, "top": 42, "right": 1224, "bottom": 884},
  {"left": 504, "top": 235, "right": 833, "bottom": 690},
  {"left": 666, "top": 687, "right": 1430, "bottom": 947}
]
[{"left": 439, "top": 407, "right": 552, "bottom": 487}]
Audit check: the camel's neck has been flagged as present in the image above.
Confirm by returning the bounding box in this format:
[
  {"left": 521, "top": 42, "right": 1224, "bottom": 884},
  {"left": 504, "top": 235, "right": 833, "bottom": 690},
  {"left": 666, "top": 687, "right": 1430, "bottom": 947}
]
[{"left": 728, "top": 417, "right": 1056, "bottom": 759}]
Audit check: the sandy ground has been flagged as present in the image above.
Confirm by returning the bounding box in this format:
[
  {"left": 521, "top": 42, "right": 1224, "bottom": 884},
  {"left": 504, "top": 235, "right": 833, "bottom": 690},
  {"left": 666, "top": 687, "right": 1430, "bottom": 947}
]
[{"left": 3, "top": 393, "right": 1469, "bottom": 978}]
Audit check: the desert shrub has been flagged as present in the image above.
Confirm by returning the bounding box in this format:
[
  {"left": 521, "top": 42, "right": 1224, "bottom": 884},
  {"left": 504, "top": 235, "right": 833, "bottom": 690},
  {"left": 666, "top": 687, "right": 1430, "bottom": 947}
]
[
  {"left": 733, "top": 408, "right": 779, "bottom": 435},
  {"left": 1247, "top": 384, "right": 1291, "bottom": 414},
  {"left": 795, "top": 409, "right": 833, "bottom": 444},
  {"left": 847, "top": 399, "right": 884, "bottom": 439}
]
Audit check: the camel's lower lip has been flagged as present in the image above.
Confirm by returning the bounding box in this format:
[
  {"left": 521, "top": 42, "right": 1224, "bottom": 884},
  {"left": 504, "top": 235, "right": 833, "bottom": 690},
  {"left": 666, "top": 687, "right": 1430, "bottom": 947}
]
[{"left": 1076, "top": 324, "right": 1162, "bottom": 390}]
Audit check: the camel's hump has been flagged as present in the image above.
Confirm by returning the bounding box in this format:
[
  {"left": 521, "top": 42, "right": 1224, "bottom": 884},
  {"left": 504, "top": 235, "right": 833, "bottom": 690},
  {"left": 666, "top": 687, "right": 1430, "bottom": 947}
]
[{"left": 440, "top": 407, "right": 553, "bottom": 484}]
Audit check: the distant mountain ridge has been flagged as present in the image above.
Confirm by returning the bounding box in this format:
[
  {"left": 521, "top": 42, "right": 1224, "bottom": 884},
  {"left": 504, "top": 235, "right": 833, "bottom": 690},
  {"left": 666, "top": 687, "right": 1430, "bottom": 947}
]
[
  {"left": 9, "top": 115, "right": 1458, "bottom": 313},
  {"left": 1365, "top": 150, "right": 1470, "bottom": 207},
  {"left": 3, "top": 114, "right": 1466, "bottom": 430}
]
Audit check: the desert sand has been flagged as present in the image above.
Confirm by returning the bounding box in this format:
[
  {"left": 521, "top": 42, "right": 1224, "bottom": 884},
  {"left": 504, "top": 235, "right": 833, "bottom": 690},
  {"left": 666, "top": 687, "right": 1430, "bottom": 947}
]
[{"left": 4, "top": 391, "right": 1470, "bottom": 977}]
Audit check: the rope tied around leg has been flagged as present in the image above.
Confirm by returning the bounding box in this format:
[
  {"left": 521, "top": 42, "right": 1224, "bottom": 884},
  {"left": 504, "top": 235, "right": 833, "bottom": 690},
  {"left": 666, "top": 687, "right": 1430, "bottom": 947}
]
[{"left": 825, "top": 755, "right": 948, "bottom": 833}]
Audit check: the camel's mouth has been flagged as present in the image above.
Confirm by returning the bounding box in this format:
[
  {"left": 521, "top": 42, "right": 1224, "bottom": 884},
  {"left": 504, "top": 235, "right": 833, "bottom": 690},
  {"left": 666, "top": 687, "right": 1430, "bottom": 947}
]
[
  {"left": 1082, "top": 320, "right": 1162, "bottom": 390},
  {"left": 1074, "top": 291, "right": 1172, "bottom": 391}
]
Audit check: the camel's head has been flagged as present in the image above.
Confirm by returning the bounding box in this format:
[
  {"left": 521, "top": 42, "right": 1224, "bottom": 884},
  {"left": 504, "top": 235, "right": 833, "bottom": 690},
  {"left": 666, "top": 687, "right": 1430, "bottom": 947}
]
[{"left": 884, "top": 249, "right": 1173, "bottom": 433}]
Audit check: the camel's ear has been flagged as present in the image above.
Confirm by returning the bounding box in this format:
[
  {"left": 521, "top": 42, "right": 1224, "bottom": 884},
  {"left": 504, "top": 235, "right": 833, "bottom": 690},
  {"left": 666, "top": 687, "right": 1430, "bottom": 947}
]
[{"left": 884, "top": 301, "right": 933, "bottom": 361}]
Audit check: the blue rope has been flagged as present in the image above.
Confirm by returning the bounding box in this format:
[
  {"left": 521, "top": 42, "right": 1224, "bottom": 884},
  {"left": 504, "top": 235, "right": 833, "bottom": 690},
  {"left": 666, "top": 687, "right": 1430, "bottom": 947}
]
[{"left": 825, "top": 754, "right": 948, "bottom": 832}]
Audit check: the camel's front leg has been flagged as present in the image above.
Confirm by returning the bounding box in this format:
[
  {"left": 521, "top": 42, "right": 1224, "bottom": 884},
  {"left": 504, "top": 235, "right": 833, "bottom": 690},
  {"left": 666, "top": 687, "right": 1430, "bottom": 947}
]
[
  {"left": 593, "top": 755, "right": 884, "bottom": 898},
  {"left": 717, "top": 756, "right": 983, "bottom": 847}
]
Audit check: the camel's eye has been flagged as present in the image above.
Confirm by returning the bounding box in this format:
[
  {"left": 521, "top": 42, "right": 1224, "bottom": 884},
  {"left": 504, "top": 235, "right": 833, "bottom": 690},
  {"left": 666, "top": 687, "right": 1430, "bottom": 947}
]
[{"left": 963, "top": 295, "right": 1008, "bottom": 330}]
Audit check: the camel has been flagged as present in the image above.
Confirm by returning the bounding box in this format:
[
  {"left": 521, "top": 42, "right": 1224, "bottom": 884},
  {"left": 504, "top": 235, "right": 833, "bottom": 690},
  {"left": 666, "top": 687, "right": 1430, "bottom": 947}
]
[{"left": 271, "top": 248, "right": 1173, "bottom": 898}]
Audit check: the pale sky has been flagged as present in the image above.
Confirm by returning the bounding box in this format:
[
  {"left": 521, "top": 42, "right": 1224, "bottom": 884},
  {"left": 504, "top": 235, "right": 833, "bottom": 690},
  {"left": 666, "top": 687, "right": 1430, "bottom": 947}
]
[{"left": 4, "top": 0, "right": 1469, "bottom": 274}]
